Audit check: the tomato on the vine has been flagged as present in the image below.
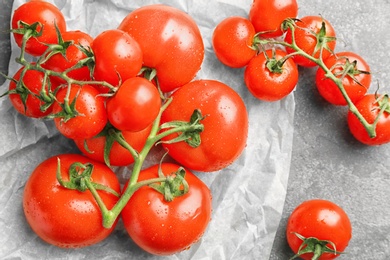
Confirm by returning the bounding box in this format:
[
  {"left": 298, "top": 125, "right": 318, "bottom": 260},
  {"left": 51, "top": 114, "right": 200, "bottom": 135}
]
[
  {"left": 244, "top": 48, "right": 298, "bottom": 101},
  {"left": 121, "top": 163, "right": 212, "bottom": 256},
  {"left": 286, "top": 199, "right": 352, "bottom": 260},
  {"left": 23, "top": 154, "right": 121, "bottom": 248}
]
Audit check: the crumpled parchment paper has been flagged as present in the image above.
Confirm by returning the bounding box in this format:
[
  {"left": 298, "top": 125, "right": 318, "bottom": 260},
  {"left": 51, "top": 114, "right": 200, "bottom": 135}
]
[{"left": 0, "top": 0, "right": 295, "bottom": 259}]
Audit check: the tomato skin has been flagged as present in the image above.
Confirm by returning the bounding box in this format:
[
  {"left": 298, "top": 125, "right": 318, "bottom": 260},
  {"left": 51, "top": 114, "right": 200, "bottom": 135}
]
[
  {"left": 347, "top": 94, "right": 390, "bottom": 145},
  {"left": 52, "top": 84, "right": 108, "bottom": 140},
  {"left": 121, "top": 163, "right": 212, "bottom": 256},
  {"left": 106, "top": 77, "right": 161, "bottom": 132},
  {"left": 249, "top": 0, "right": 298, "bottom": 38},
  {"left": 212, "top": 16, "right": 257, "bottom": 68},
  {"left": 23, "top": 154, "right": 121, "bottom": 248},
  {"left": 285, "top": 16, "right": 336, "bottom": 67},
  {"left": 316, "top": 51, "right": 371, "bottom": 106},
  {"left": 161, "top": 80, "right": 248, "bottom": 172},
  {"left": 118, "top": 4, "right": 204, "bottom": 92},
  {"left": 286, "top": 199, "right": 352, "bottom": 260},
  {"left": 12, "top": 0, "right": 67, "bottom": 56},
  {"left": 244, "top": 49, "right": 298, "bottom": 101}
]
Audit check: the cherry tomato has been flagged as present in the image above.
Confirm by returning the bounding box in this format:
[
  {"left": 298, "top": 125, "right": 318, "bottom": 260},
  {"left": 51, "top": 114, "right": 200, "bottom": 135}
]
[
  {"left": 92, "top": 29, "right": 143, "bottom": 88},
  {"left": 118, "top": 4, "right": 204, "bottom": 92},
  {"left": 212, "top": 16, "right": 257, "bottom": 68},
  {"left": 23, "top": 154, "right": 121, "bottom": 248},
  {"left": 11, "top": 0, "right": 67, "bottom": 56},
  {"left": 285, "top": 16, "right": 336, "bottom": 67},
  {"left": 244, "top": 49, "right": 298, "bottom": 101},
  {"left": 121, "top": 163, "right": 212, "bottom": 255},
  {"left": 106, "top": 77, "right": 161, "bottom": 132},
  {"left": 161, "top": 79, "right": 248, "bottom": 172},
  {"left": 347, "top": 94, "right": 390, "bottom": 145},
  {"left": 249, "top": 0, "right": 298, "bottom": 38},
  {"left": 286, "top": 199, "right": 352, "bottom": 260},
  {"left": 316, "top": 51, "right": 371, "bottom": 106},
  {"left": 52, "top": 84, "right": 108, "bottom": 140}
]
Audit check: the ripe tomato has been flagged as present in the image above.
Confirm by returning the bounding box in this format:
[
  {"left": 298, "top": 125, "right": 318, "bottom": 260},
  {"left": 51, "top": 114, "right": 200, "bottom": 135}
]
[
  {"left": 52, "top": 84, "right": 107, "bottom": 140},
  {"left": 212, "top": 16, "right": 257, "bottom": 68},
  {"left": 118, "top": 4, "right": 204, "bottom": 92},
  {"left": 347, "top": 94, "right": 390, "bottom": 145},
  {"left": 161, "top": 80, "right": 248, "bottom": 172},
  {"left": 23, "top": 154, "right": 121, "bottom": 248},
  {"left": 92, "top": 29, "right": 143, "bottom": 88},
  {"left": 106, "top": 77, "right": 161, "bottom": 132},
  {"left": 285, "top": 16, "right": 336, "bottom": 67},
  {"left": 286, "top": 199, "right": 352, "bottom": 260},
  {"left": 11, "top": 0, "right": 67, "bottom": 56},
  {"left": 316, "top": 51, "right": 371, "bottom": 106},
  {"left": 244, "top": 49, "right": 298, "bottom": 101},
  {"left": 121, "top": 163, "right": 212, "bottom": 255},
  {"left": 249, "top": 0, "right": 298, "bottom": 38}
]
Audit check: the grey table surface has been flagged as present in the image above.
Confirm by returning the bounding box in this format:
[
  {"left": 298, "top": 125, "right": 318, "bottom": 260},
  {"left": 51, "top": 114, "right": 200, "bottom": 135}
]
[{"left": 1, "top": 1, "right": 390, "bottom": 259}]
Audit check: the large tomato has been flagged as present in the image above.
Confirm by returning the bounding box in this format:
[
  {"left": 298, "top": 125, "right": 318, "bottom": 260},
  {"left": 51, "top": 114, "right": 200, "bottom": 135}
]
[
  {"left": 23, "top": 154, "right": 121, "bottom": 248},
  {"left": 161, "top": 80, "right": 248, "bottom": 172},
  {"left": 118, "top": 4, "right": 204, "bottom": 92},
  {"left": 121, "top": 163, "right": 212, "bottom": 255}
]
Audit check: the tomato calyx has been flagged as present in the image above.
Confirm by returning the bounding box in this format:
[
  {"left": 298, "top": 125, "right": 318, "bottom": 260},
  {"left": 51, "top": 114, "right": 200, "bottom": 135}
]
[
  {"left": 263, "top": 48, "right": 289, "bottom": 74},
  {"left": 329, "top": 56, "right": 371, "bottom": 88}
]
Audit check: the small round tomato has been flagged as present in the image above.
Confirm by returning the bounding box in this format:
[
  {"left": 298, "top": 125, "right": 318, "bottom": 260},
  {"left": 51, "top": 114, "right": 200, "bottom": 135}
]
[
  {"left": 11, "top": 0, "right": 67, "bottom": 56},
  {"left": 249, "top": 0, "right": 298, "bottom": 38},
  {"left": 347, "top": 94, "right": 390, "bottom": 145},
  {"left": 23, "top": 154, "right": 121, "bottom": 248},
  {"left": 121, "top": 163, "right": 212, "bottom": 256},
  {"left": 286, "top": 199, "right": 352, "bottom": 260},
  {"left": 92, "top": 29, "right": 143, "bottom": 88},
  {"left": 316, "top": 51, "right": 371, "bottom": 106},
  {"left": 212, "top": 16, "right": 257, "bottom": 68},
  {"left": 285, "top": 16, "right": 336, "bottom": 67},
  {"left": 106, "top": 77, "right": 161, "bottom": 132},
  {"left": 161, "top": 79, "right": 248, "bottom": 172},
  {"left": 52, "top": 84, "right": 108, "bottom": 140}
]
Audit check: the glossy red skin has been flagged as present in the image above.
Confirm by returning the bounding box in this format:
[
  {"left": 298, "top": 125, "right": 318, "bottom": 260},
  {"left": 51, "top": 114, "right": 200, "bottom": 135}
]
[
  {"left": 285, "top": 16, "right": 336, "bottom": 67},
  {"left": 316, "top": 51, "right": 371, "bottom": 106},
  {"left": 121, "top": 163, "right": 212, "bottom": 256},
  {"left": 212, "top": 16, "right": 257, "bottom": 68},
  {"left": 286, "top": 199, "right": 352, "bottom": 260},
  {"left": 249, "top": 0, "right": 298, "bottom": 38},
  {"left": 106, "top": 77, "right": 161, "bottom": 132},
  {"left": 161, "top": 80, "right": 248, "bottom": 172},
  {"left": 118, "top": 4, "right": 204, "bottom": 92},
  {"left": 74, "top": 124, "right": 152, "bottom": 166},
  {"left": 12, "top": 0, "right": 67, "bottom": 56},
  {"left": 8, "top": 65, "right": 52, "bottom": 118},
  {"left": 23, "top": 154, "right": 121, "bottom": 248},
  {"left": 92, "top": 29, "right": 143, "bottom": 88},
  {"left": 244, "top": 49, "right": 298, "bottom": 101},
  {"left": 52, "top": 84, "right": 108, "bottom": 140},
  {"left": 347, "top": 94, "right": 390, "bottom": 145}
]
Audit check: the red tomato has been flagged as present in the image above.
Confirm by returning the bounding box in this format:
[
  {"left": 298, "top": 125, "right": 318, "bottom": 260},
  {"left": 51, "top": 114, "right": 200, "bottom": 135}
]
[
  {"left": 285, "top": 16, "right": 336, "bottom": 67},
  {"left": 52, "top": 84, "right": 107, "bottom": 140},
  {"left": 106, "top": 77, "right": 161, "bottom": 132},
  {"left": 347, "top": 94, "right": 390, "bottom": 145},
  {"left": 244, "top": 49, "right": 298, "bottom": 101},
  {"left": 212, "top": 16, "right": 257, "bottom": 68},
  {"left": 249, "top": 0, "right": 298, "bottom": 38},
  {"left": 11, "top": 0, "right": 67, "bottom": 56},
  {"left": 121, "top": 163, "right": 212, "bottom": 255},
  {"left": 161, "top": 80, "right": 248, "bottom": 172},
  {"left": 118, "top": 4, "right": 204, "bottom": 92},
  {"left": 23, "top": 154, "right": 121, "bottom": 248},
  {"left": 286, "top": 199, "right": 352, "bottom": 260},
  {"left": 316, "top": 51, "right": 371, "bottom": 106},
  {"left": 92, "top": 29, "right": 143, "bottom": 88}
]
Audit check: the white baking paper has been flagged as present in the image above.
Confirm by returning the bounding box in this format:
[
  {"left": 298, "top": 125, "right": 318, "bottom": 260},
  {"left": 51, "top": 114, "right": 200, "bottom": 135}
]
[{"left": 0, "top": 0, "right": 295, "bottom": 259}]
